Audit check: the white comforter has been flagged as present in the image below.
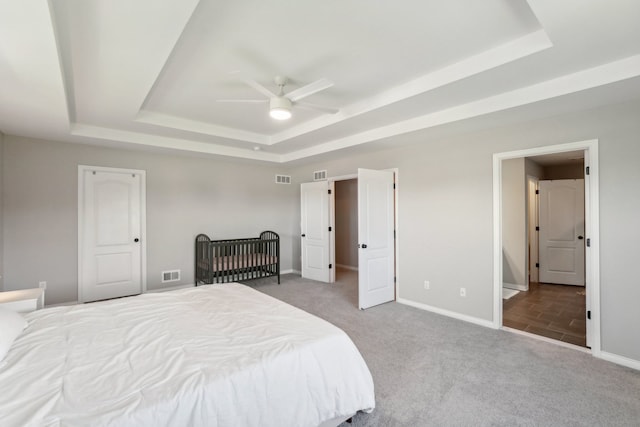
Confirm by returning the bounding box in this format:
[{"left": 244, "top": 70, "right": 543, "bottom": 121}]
[{"left": 0, "top": 284, "right": 375, "bottom": 427}]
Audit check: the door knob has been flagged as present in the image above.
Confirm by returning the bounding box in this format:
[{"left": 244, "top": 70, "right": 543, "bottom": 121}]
[
  {"left": 578, "top": 236, "right": 584, "bottom": 240},
  {"left": 361, "top": 244, "right": 368, "bottom": 248},
  {"left": 134, "top": 238, "right": 139, "bottom": 242},
  {"left": 301, "top": 234, "right": 306, "bottom": 237}
]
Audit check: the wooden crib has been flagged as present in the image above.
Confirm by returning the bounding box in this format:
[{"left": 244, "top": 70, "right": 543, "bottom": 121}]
[{"left": 195, "top": 231, "right": 280, "bottom": 285}]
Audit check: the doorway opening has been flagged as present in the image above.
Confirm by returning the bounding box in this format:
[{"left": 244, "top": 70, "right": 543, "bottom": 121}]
[
  {"left": 493, "top": 140, "right": 601, "bottom": 355},
  {"left": 300, "top": 169, "right": 399, "bottom": 310},
  {"left": 502, "top": 152, "right": 587, "bottom": 347}
]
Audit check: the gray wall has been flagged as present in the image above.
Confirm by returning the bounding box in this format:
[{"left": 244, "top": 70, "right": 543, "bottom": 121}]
[
  {"left": 502, "top": 158, "right": 526, "bottom": 287},
  {"left": 288, "top": 99, "right": 640, "bottom": 363},
  {"left": 0, "top": 132, "right": 3, "bottom": 291},
  {"left": 335, "top": 179, "right": 358, "bottom": 269},
  {"left": 2, "top": 136, "right": 297, "bottom": 304}
]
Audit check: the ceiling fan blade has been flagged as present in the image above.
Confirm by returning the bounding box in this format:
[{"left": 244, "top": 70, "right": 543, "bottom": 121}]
[
  {"left": 295, "top": 101, "right": 339, "bottom": 114},
  {"left": 239, "top": 77, "right": 276, "bottom": 99},
  {"left": 216, "top": 99, "right": 268, "bottom": 103},
  {"left": 286, "top": 78, "right": 334, "bottom": 102}
]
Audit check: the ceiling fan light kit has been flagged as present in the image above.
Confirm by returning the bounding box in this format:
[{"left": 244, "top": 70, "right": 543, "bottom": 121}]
[
  {"left": 269, "top": 96, "right": 292, "bottom": 120},
  {"left": 219, "top": 75, "right": 337, "bottom": 121}
]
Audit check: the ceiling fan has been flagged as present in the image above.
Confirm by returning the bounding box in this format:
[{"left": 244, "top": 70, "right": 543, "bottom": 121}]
[{"left": 217, "top": 75, "right": 338, "bottom": 120}]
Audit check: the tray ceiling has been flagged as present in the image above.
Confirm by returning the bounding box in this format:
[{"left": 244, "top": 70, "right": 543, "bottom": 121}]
[{"left": 1, "top": 0, "right": 640, "bottom": 163}]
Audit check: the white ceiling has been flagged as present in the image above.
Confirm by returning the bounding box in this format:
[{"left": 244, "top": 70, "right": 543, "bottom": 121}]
[{"left": 1, "top": 0, "right": 640, "bottom": 163}]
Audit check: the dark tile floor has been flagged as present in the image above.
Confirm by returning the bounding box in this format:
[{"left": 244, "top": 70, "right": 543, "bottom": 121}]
[{"left": 503, "top": 282, "right": 587, "bottom": 347}]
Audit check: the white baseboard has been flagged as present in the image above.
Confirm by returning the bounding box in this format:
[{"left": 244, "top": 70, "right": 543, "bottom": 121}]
[
  {"left": 503, "top": 282, "right": 528, "bottom": 291},
  {"left": 281, "top": 269, "right": 300, "bottom": 275},
  {"left": 45, "top": 300, "right": 78, "bottom": 308},
  {"left": 397, "top": 298, "right": 495, "bottom": 329},
  {"left": 598, "top": 351, "right": 640, "bottom": 371},
  {"left": 336, "top": 264, "right": 358, "bottom": 271},
  {"left": 148, "top": 283, "right": 195, "bottom": 293}
]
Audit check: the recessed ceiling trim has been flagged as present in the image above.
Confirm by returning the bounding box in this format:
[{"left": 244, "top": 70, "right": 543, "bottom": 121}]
[
  {"left": 269, "top": 29, "right": 553, "bottom": 145},
  {"left": 132, "top": 29, "right": 551, "bottom": 148},
  {"left": 71, "top": 123, "right": 281, "bottom": 162},
  {"left": 135, "top": 110, "right": 269, "bottom": 144},
  {"left": 281, "top": 54, "right": 640, "bottom": 162}
]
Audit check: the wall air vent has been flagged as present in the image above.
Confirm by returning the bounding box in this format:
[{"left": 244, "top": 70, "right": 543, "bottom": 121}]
[
  {"left": 275, "top": 174, "right": 291, "bottom": 184},
  {"left": 313, "top": 170, "right": 327, "bottom": 181},
  {"left": 162, "top": 270, "right": 181, "bottom": 283}
]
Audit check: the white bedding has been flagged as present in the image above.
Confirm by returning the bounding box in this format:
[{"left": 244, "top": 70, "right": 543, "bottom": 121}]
[{"left": 0, "top": 284, "right": 375, "bottom": 427}]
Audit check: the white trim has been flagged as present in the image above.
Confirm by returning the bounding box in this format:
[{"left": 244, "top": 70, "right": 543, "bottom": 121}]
[
  {"left": 526, "top": 175, "right": 539, "bottom": 285},
  {"left": 328, "top": 173, "right": 358, "bottom": 182},
  {"left": 78, "top": 165, "right": 147, "bottom": 303},
  {"left": 501, "top": 327, "right": 591, "bottom": 354},
  {"left": 503, "top": 282, "right": 527, "bottom": 291},
  {"left": 492, "top": 140, "right": 601, "bottom": 355},
  {"left": 45, "top": 300, "right": 78, "bottom": 308},
  {"left": 329, "top": 180, "right": 336, "bottom": 283},
  {"left": 336, "top": 264, "right": 358, "bottom": 271},
  {"left": 398, "top": 298, "right": 495, "bottom": 329},
  {"left": 280, "top": 269, "right": 300, "bottom": 275},
  {"left": 598, "top": 351, "right": 640, "bottom": 371},
  {"left": 148, "top": 283, "right": 194, "bottom": 293}
]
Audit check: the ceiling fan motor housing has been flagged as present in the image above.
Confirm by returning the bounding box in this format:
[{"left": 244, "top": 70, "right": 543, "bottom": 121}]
[{"left": 270, "top": 96, "right": 292, "bottom": 110}]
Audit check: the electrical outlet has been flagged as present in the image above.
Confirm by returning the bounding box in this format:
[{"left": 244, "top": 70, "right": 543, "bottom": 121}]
[
  {"left": 460, "top": 287, "right": 466, "bottom": 297},
  {"left": 39, "top": 281, "right": 47, "bottom": 290},
  {"left": 424, "top": 280, "right": 430, "bottom": 290}
]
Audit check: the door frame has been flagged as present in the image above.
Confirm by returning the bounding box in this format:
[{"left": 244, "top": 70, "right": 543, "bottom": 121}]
[
  {"left": 327, "top": 168, "right": 400, "bottom": 303},
  {"left": 492, "top": 140, "right": 600, "bottom": 355},
  {"left": 77, "top": 165, "right": 147, "bottom": 303},
  {"left": 526, "top": 175, "right": 539, "bottom": 285}
]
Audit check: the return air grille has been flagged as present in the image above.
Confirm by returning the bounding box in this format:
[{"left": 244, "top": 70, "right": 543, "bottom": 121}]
[
  {"left": 275, "top": 175, "right": 291, "bottom": 184},
  {"left": 162, "top": 270, "right": 180, "bottom": 283},
  {"left": 313, "top": 170, "right": 327, "bottom": 181}
]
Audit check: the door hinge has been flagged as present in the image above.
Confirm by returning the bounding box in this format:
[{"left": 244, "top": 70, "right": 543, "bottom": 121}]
[
  {"left": 329, "top": 264, "right": 332, "bottom": 269},
  {"left": 535, "top": 263, "right": 539, "bottom": 268},
  {"left": 394, "top": 230, "right": 396, "bottom": 239},
  {"left": 394, "top": 276, "right": 396, "bottom": 283},
  {"left": 328, "top": 226, "right": 332, "bottom": 232},
  {"left": 535, "top": 189, "right": 539, "bottom": 194},
  {"left": 535, "top": 226, "right": 540, "bottom": 231},
  {"left": 586, "top": 166, "right": 590, "bottom": 175},
  {"left": 328, "top": 189, "right": 332, "bottom": 195},
  {"left": 393, "top": 183, "right": 396, "bottom": 189},
  {"left": 587, "top": 310, "right": 591, "bottom": 320},
  {"left": 587, "top": 238, "right": 591, "bottom": 247}
]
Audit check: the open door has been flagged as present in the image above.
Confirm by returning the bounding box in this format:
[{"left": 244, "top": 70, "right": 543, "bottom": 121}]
[
  {"left": 358, "top": 168, "right": 395, "bottom": 309},
  {"left": 539, "top": 179, "right": 585, "bottom": 286},
  {"left": 301, "top": 181, "right": 330, "bottom": 282}
]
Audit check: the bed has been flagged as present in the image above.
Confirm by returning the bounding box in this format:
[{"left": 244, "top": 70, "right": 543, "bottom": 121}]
[
  {"left": 0, "top": 284, "right": 374, "bottom": 426},
  {"left": 195, "top": 232, "right": 280, "bottom": 285}
]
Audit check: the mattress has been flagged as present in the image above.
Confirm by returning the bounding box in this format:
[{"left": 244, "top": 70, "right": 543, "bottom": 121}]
[
  {"left": 0, "top": 284, "right": 375, "bottom": 427},
  {"left": 209, "top": 254, "right": 277, "bottom": 271}
]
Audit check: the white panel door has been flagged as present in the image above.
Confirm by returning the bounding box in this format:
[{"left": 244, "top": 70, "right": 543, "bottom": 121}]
[
  {"left": 80, "top": 168, "right": 143, "bottom": 302},
  {"left": 358, "top": 168, "right": 395, "bottom": 309},
  {"left": 539, "top": 179, "right": 585, "bottom": 286},
  {"left": 301, "top": 181, "right": 330, "bottom": 282}
]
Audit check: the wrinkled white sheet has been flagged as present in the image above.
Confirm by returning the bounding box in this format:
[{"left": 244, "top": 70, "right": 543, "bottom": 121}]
[{"left": 0, "top": 284, "right": 374, "bottom": 427}]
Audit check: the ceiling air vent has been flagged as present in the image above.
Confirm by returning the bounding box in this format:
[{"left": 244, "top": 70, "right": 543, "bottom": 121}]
[
  {"left": 313, "top": 170, "right": 327, "bottom": 181},
  {"left": 275, "top": 175, "right": 291, "bottom": 184},
  {"left": 162, "top": 270, "right": 180, "bottom": 283}
]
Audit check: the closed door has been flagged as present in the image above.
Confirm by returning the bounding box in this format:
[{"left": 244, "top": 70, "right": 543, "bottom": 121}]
[
  {"left": 79, "top": 167, "right": 145, "bottom": 302},
  {"left": 358, "top": 168, "right": 395, "bottom": 309},
  {"left": 301, "top": 181, "right": 330, "bottom": 282},
  {"left": 539, "top": 179, "right": 585, "bottom": 286}
]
